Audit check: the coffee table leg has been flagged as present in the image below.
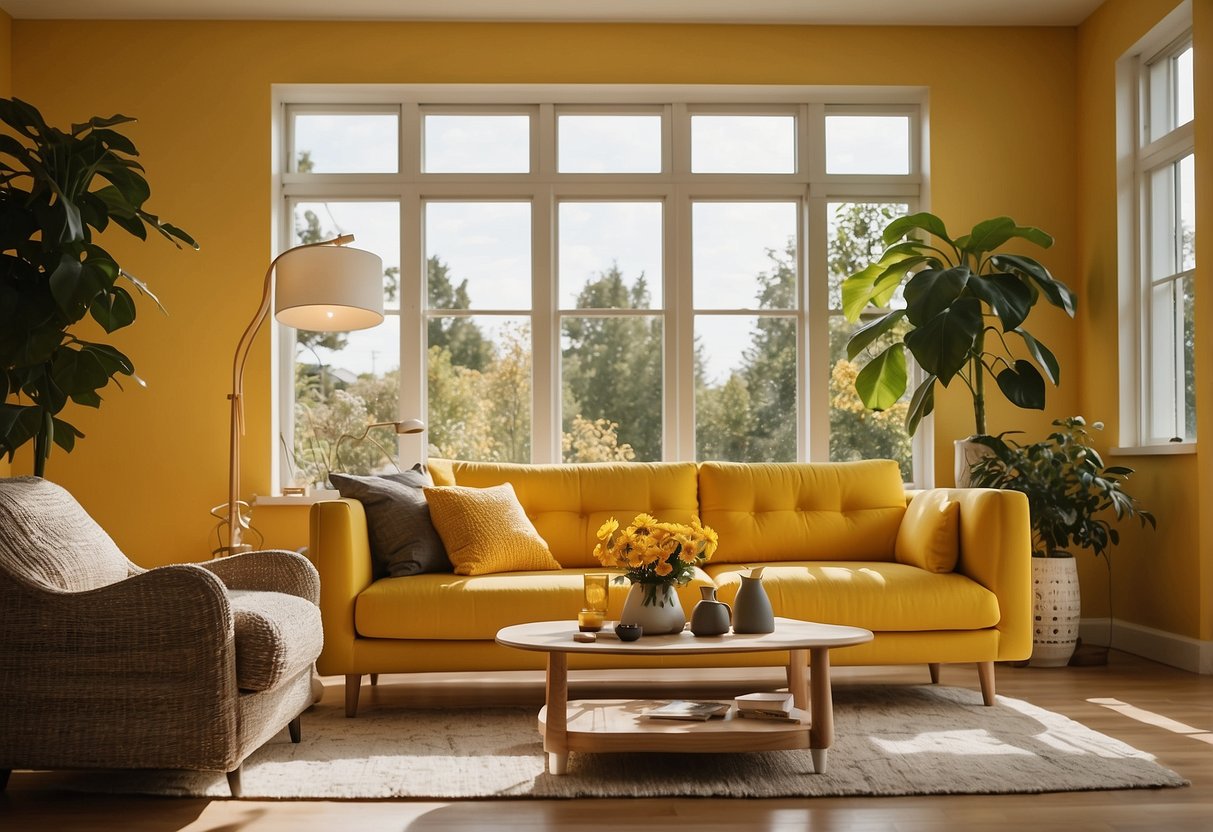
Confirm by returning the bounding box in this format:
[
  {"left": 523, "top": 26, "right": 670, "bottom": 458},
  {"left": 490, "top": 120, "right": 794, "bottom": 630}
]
[
  {"left": 787, "top": 648, "right": 809, "bottom": 709},
  {"left": 809, "top": 647, "right": 833, "bottom": 774},
  {"left": 545, "top": 651, "right": 569, "bottom": 775}
]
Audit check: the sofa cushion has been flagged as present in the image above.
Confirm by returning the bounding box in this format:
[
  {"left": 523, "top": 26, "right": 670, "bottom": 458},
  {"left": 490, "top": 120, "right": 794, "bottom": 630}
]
[
  {"left": 896, "top": 490, "right": 961, "bottom": 573},
  {"left": 705, "top": 562, "right": 999, "bottom": 631},
  {"left": 424, "top": 483, "right": 562, "bottom": 575},
  {"left": 329, "top": 466, "right": 451, "bottom": 578},
  {"left": 698, "top": 460, "right": 907, "bottom": 564},
  {"left": 427, "top": 460, "right": 700, "bottom": 568},
  {"left": 355, "top": 567, "right": 715, "bottom": 639},
  {"left": 227, "top": 589, "right": 323, "bottom": 692}
]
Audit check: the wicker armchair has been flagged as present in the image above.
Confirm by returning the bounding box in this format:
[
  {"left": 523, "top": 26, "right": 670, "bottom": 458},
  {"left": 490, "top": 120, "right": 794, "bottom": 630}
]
[{"left": 0, "top": 477, "right": 323, "bottom": 797}]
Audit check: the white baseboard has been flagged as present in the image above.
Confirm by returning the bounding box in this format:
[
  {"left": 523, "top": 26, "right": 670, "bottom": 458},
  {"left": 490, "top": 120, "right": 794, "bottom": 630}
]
[{"left": 1079, "top": 617, "right": 1213, "bottom": 674}]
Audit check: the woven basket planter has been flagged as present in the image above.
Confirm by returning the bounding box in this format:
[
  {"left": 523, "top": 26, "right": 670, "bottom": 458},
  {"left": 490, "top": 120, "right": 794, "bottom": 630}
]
[{"left": 1030, "top": 555, "right": 1081, "bottom": 667}]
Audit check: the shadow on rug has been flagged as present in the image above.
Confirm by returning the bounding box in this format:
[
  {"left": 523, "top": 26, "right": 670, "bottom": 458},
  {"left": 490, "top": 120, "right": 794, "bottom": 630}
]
[{"left": 25, "top": 685, "right": 1187, "bottom": 799}]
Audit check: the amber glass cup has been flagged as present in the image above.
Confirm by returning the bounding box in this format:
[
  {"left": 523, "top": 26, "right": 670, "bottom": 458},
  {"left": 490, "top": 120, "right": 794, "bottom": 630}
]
[{"left": 580, "top": 573, "right": 610, "bottom": 631}]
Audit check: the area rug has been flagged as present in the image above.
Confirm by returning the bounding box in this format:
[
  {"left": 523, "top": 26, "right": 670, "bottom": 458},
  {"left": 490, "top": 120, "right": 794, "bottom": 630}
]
[{"left": 36, "top": 685, "right": 1186, "bottom": 799}]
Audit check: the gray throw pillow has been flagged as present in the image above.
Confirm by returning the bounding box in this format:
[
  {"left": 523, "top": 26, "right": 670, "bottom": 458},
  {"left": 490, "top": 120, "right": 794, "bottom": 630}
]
[{"left": 329, "top": 466, "right": 452, "bottom": 578}]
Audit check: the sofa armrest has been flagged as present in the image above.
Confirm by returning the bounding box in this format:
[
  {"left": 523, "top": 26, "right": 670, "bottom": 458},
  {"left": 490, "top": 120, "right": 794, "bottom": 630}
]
[
  {"left": 310, "top": 498, "right": 374, "bottom": 675},
  {"left": 201, "top": 548, "right": 319, "bottom": 604},
  {"left": 949, "top": 487, "right": 1033, "bottom": 662}
]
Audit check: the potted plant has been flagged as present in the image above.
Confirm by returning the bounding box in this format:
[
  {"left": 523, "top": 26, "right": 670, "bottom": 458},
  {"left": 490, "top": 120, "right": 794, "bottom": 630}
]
[
  {"left": 0, "top": 97, "right": 195, "bottom": 476},
  {"left": 968, "top": 417, "right": 1156, "bottom": 666},
  {"left": 840, "top": 213, "right": 1076, "bottom": 483}
]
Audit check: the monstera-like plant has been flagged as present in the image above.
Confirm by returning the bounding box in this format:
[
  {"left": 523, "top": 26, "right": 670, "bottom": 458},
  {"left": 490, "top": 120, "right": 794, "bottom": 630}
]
[
  {"left": 0, "top": 97, "right": 196, "bottom": 476},
  {"left": 841, "top": 213, "right": 1076, "bottom": 437}
]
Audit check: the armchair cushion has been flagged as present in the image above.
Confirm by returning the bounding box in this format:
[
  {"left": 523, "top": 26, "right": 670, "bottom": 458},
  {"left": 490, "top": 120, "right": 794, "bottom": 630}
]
[{"left": 228, "top": 589, "right": 323, "bottom": 692}]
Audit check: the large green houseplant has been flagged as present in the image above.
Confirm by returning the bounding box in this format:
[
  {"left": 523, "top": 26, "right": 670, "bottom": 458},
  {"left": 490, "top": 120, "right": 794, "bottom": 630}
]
[
  {"left": 0, "top": 97, "right": 196, "bottom": 476},
  {"left": 841, "top": 213, "right": 1077, "bottom": 438},
  {"left": 968, "top": 417, "right": 1156, "bottom": 665}
]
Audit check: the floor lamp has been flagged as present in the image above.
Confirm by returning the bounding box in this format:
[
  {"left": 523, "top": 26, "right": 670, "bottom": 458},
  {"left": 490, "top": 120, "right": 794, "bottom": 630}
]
[{"left": 219, "top": 234, "right": 384, "bottom": 555}]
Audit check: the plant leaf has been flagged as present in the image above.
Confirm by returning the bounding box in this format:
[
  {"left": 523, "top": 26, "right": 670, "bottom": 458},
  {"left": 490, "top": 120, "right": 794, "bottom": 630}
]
[
  {"left": 905, "top": 375, "right": 937, "bottom": 437},
  {"left": 967, "top": 273, "right": 1034, "bottom": 331},
  {"left": 89, "top": 286, "right": 137, "bottom": 333},
  {"left": 903, "top": 266, "right": 970, "bottom": 325},
  {"left": 990, "top": 253, "right": 1076, "bottom": 316},
  {"left": 846, "top": 309, "right": 907, "bottom": 359},
  {"left": 995, "top": 359, "right": 1046, "bottom": 409},
  {"left": 903, "top": 296, "right": 982, "bottom": 384},
  {"left": 854, "top": 344, "right": 907, "bottom": 411},
  {"left": 882, "top": 212, "right": 952, "bottom": 247},
  {"left": 1012, "top": 328, "right": 1061, "bottom": 385}
]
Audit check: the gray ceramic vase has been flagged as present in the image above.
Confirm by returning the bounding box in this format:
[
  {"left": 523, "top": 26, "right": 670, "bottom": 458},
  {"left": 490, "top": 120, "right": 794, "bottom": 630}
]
[
  {"left": 731, "top": 566, "right": 775, "bottom": 634},
  {"left": 689, "top": 586, "right": 731, "bottom": 637}
]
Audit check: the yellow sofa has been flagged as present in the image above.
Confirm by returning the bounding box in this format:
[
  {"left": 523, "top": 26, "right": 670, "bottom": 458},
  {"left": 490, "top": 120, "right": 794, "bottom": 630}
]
[{"left": 311, "top": 458, "right": 1031, "bottom": 716}]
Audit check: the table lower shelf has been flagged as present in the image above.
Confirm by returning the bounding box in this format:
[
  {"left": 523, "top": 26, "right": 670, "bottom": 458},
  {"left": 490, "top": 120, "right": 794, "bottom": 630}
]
[{"left": 539, "top": 699, "right": 813, "bottom": 754}]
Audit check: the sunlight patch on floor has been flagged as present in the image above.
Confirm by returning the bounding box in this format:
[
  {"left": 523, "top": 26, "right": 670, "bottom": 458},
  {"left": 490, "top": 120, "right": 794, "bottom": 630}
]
[{"left": 1089, "top": 697, "right": 1213, "bottom": 744}]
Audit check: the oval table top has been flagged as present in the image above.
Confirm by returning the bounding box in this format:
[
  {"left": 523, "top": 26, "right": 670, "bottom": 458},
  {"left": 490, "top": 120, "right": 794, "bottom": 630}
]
[{"left": 496, "top": 617, "right": 873, "bottom": 656}]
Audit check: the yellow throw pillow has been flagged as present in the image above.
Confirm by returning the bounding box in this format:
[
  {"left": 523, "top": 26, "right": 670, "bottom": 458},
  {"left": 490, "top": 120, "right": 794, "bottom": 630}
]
[
  {"left": 894, "top": 491, "right": 960, "bottom": 573},
  {"left": 423, "top": 483, "right": 561, "bottom": 575}
]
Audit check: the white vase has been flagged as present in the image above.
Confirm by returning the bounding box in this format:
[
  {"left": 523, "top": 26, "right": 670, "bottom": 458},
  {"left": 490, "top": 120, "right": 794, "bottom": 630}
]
[
  {"left": 954, "top": 436, "right": 993, "bottom": 487},
  {"left": 1030, "top": 555, "right": 1081, "bottom": 667},
  {"left": 619, "top": 583, "right": 686, "bottom": 635}
]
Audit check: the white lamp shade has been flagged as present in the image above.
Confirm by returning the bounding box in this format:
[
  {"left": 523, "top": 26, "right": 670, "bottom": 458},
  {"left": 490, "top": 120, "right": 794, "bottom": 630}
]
[{"left": 274, "top": 245, "right": 385, "bottom": 331}]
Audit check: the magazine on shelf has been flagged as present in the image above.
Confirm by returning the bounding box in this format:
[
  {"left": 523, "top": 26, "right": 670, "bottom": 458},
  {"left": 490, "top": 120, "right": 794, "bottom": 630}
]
[
  {"left": 642, "top": 700, "right": 731, "bottom": 721},
  {"left": 735, "top": 691, "right": 794, "bottom": 714}
]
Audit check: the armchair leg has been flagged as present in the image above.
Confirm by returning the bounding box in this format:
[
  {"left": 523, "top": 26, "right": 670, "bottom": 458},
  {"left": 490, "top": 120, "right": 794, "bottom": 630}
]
[
  {"left": 928, "top": 663, "right": 941, "bottom": 684},
  {"left": 370, "top": 673, "right": 379, "bottom": 686},
  {"left": 226, "top": 766, "right": 243, "bottom": 798},
  {"left": 977, "top": 661, "right": 996, "bottom": 706},
  {"left": 345, "top": 674, "right": 362, "bottom": 718},
  {"left": 289, "top": 715, "right": 302, "bottom": 743}
]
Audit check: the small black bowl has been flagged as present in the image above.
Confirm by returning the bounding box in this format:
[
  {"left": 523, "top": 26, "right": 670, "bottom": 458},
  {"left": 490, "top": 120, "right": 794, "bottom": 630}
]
[{"left": 614, "top": 623, "right": 643, "bottom": 642}]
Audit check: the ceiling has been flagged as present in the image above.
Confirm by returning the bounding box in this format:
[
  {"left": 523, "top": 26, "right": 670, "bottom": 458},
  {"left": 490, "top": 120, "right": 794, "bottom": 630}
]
[{"left": 0, "top": 0, "right": 1106, "bottom": 27}]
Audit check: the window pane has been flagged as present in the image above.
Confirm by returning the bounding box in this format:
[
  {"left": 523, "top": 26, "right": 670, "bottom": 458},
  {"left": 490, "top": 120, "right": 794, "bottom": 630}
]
[
  {"left": 690, "top": 115, "right": 795, "bottom": 174},
  {"left": 693, "top": 202, "right": 797, "bottom": 309},
  {"left": 1180, "top": 153, "right": 1196, "bottom": 271},
  {"left": 425, "top": 202, "right": 531, "bottom": 310},
  {"left": 825, "top": 115, "right": 911, "bottom": 175},
  {"left": 559, "top": 202, "right": 662, "bottom": 308},
  {"left": 828, "top": 315, "right": 913, "bottom": 479},
  {"left": 562, "top": 316, "right": 663, "bottom": 461},
  {"left": 1176, "top": 46, "right": 1194, "bottom": 129},
  {"left": 293, "top": 113, "right": 398, "bottom": 173},
  {"left": 558, "top": 115, "right": 662, "bottom": 173},
  {"left": 827, "top": 201, "right": 910, "bottom": 310},
  {"left": 695, "top": 315, "right": 797, "bottom": 462},
  {"left": 293, "top": 201, "right": 401, "bottom": 310},
  {"left": 428, "top": 317, "right": 531, "bottom": 462},
  {"left": 291, "top": 315, "right": 402, "bottom": 486},
  {"left": 423, "top": 114, "right": 530, "bottom": 173}
]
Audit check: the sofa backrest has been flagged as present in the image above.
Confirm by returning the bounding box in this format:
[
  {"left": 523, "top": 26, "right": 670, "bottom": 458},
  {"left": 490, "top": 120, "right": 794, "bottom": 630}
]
[
  {"left": 428, "top": 460, "right": 700, "bottom": 568},
  {"left": 698, "top": 460, "right": 906, "bottom": 563},
  {"left": 0, "top": 477, "right": 133, "bottom": 592}
]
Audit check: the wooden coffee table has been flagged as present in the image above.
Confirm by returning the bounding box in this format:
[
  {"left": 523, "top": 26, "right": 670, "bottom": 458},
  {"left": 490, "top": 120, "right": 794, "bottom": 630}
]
[{"left": 496, "top": 617, "right": 873, "bottom": 775}]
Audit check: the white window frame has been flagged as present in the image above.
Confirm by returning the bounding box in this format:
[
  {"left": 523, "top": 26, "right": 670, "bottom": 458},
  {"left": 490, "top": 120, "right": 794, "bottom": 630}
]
[
  {"left": 1115, "top": 2, "right": 1196, "bottom": 452},
  {"left": 272, "top": 84, "right": 930, "bottom": 487}
]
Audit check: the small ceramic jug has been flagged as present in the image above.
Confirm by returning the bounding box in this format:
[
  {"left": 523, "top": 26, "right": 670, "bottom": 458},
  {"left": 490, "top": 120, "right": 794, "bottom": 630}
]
[
  {"left": 690, "top": 586, "right": 731, "bottom": 637},
  {"left": 731, "top": 566, "right": 775, "bottom": 634}
]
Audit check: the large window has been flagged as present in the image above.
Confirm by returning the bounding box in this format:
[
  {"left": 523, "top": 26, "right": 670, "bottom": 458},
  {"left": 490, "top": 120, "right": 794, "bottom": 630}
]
[
  {"left": 1120, "top": 8, "right": 1196, "bottom": 448},
  {"left": 275, "top": 87, "right": 925, "bottom": 485}
]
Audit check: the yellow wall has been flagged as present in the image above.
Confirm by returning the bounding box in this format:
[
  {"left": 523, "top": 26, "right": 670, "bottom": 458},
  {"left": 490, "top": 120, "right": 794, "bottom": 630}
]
[
  {"left": 10, "top": 21, "right": 1080, "bottom": 564},
  {"left": 1076, "top": 0, "right": 1210, "bottom": 641}
]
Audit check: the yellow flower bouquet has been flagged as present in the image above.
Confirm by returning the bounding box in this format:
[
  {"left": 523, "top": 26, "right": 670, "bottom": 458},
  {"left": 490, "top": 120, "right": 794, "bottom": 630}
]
[{"left": 593, "top": 513, "right": 719, "bottom": 607}]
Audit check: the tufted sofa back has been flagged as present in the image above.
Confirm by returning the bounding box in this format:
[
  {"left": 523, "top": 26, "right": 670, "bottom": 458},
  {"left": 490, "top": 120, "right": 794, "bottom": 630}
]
[
  {"left": 428, "top": 460, "right": 700, "bottom": 568},
  {"left": 696, "top": 460, "right": 906, "bottom": 563},
  {"left": 0, "top": 477, "right": 134, "bottom": 592}
]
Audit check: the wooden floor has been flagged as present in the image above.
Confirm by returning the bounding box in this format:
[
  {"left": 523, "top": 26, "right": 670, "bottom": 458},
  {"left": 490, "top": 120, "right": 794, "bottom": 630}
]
[{"left": 3, "top": 651, "right": 1211, "bottom": 831}]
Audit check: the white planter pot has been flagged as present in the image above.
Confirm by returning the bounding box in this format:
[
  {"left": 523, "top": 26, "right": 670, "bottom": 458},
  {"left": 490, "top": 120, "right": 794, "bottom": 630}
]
[
  {"left": 1030, "top": 555, "right": 1081, "bottom": 667},
  {"left": 954, "top": 436, "right": 993, "bottom": 487},
  {"left": 619, "top": 583, "right": 686, "bottom": 635}
]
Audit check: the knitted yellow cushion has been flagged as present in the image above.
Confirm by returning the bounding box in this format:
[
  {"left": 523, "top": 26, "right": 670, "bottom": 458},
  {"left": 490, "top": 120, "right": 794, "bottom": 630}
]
[
  {"left": 423, "top": 483, "right": 561, "bottom": 575},
  {"left": 894, "top": 490, "right": 960, "bottom": 573}
]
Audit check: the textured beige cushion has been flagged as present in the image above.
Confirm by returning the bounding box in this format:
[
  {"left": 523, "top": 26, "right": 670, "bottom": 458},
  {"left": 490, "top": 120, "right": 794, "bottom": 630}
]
[
  {"left": 895, "top": 490, "right": 961, "bottom": 573},
  {"left": 228, "top": 589, "right": 323, "bottom": 692},
  {"left": 422, "top": 483, "right": 561, "bottom": 576}
]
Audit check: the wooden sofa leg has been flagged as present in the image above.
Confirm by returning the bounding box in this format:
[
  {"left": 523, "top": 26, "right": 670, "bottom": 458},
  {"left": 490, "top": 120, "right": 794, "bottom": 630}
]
[
  {"left": 226, "top": 766, "right": 243, "bottom": 798},
  {"left": 288, "top": 715, "right": 302, "bottom": 743},
  {"left": 977, "top": 661, "right": 996, "bottom": 706},
  {"left": 370, "top": 673, "right": 379, "bottom": 686},
  {"left": 345, "top": 674, "right": 362, "bottom": 718},
  {"left": 928, "top": 663, "right": 941, "bottom": 685}
]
